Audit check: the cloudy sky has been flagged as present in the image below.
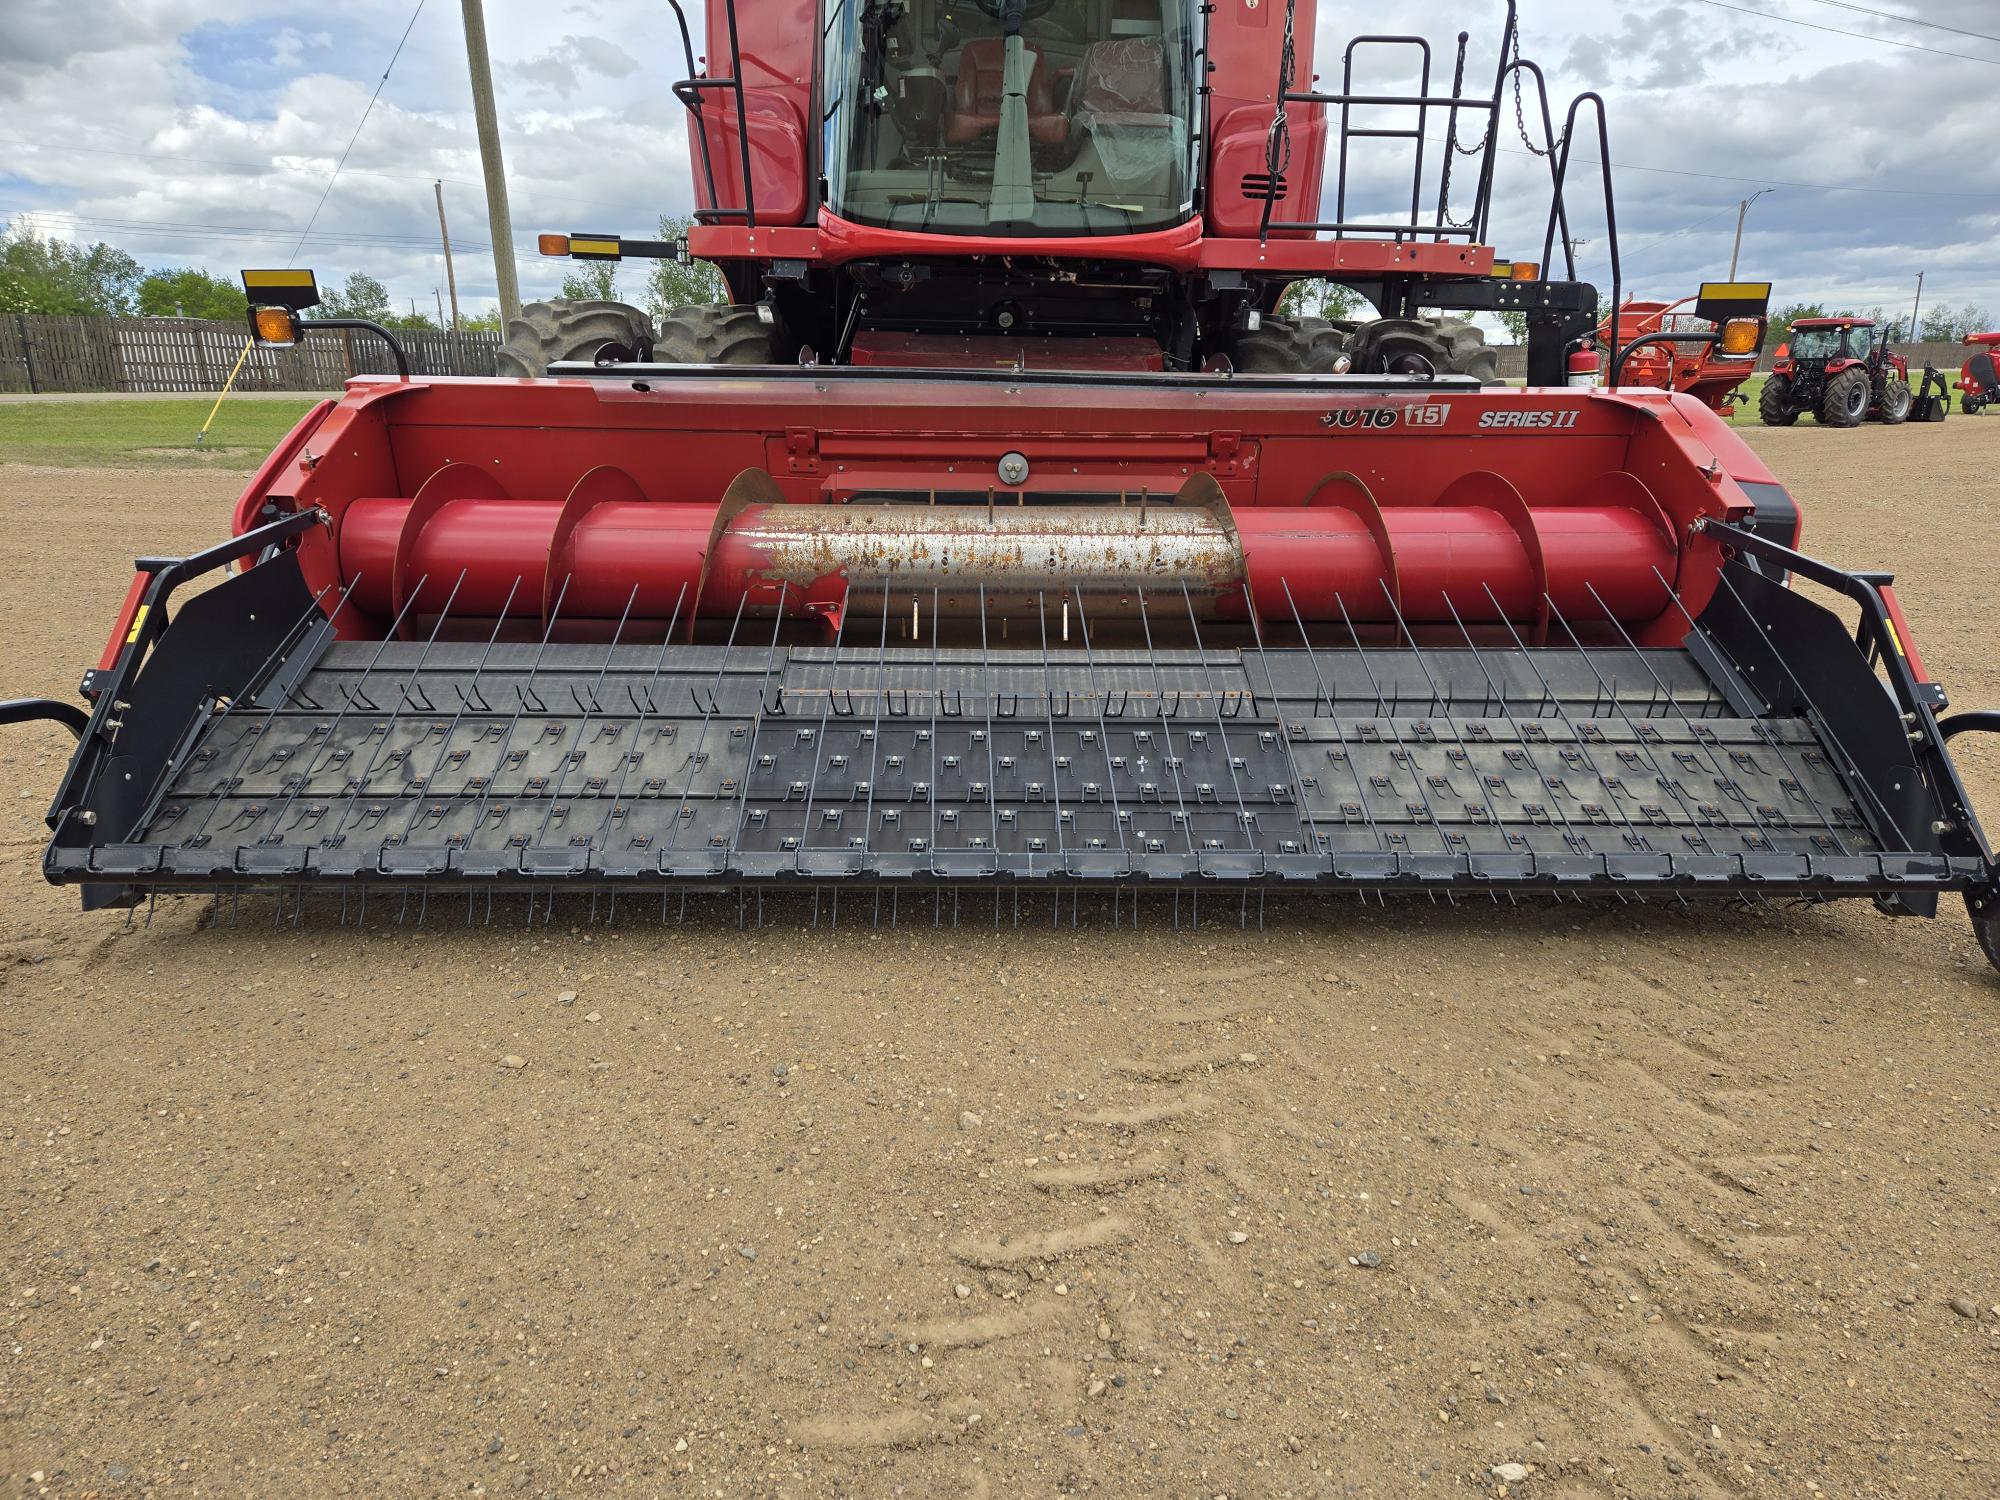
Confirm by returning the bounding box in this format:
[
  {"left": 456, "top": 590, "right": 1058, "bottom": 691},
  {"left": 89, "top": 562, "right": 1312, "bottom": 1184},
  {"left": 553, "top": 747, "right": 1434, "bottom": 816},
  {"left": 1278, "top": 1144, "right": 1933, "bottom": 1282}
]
[{"left": 3, "top": 0, "right": 1997, "bottom": 326}]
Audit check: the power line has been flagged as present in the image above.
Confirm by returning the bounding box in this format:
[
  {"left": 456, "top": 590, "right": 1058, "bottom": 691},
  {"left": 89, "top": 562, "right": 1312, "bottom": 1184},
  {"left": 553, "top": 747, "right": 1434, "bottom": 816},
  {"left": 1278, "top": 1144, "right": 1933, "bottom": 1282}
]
[
  {"left": 4, "top": 206, "right": 490, "bottom": 255},
  {"left": 1679, "top": 0, "right": 2000, "bottom": 65},
  {"left": 1461, "top": 132, "right": 2000, "bottom": 200},
  {"left": 287, "top": 0, "right": 432, "bottom": 264},
  {"left": 1794, "top": 0, "right": 2000, "bottom": 47},
  {"left": 0, "top": 137, "right": 479, "bottom": 188}
]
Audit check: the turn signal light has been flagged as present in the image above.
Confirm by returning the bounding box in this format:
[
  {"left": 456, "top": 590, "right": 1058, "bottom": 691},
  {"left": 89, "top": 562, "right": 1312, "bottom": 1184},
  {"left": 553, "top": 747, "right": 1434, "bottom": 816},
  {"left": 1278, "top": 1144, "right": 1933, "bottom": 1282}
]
[
  {"left": 1509, "top": 261, "right": 1541, "bottom": 281},
  {"left": 1719, "top": 318, "right": 1763, "bottom": 355},
  {"left": 537, "top": 234, "right": 570, "bottom": 256},
  {"left": 249, "top": 305, "right": 301, "bottom": 347}
]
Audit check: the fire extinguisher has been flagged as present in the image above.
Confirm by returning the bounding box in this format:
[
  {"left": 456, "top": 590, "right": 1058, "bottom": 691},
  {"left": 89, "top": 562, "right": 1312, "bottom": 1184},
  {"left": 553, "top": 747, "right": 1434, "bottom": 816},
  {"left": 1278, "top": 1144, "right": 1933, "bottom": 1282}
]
[{"left": 1567, "top": 339, "right": 1601, "bottom": 389}]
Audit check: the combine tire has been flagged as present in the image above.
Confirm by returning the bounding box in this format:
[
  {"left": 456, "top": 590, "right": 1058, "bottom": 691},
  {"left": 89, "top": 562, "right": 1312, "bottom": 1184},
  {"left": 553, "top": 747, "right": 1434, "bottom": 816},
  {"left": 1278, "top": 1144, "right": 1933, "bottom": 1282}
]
[
  {"left": 1227, "top": 316, "right": 1354, "bottom": 373},
  {"left": 1876, "top": 378, "right": 1912, "bottom": 424},
  {"left": 1759, "top": 374, "right": 1798, "bottom": 426},
  {"left": 495, "top": 300, "right": 657, "bottom": 378},
  {"left": 653, "top": 302, "right": 782, "bottom": 365},
  {"left": 1819, "top": 366, "right": 1871, "bottom": 428},
  {"left": 1345, "top": 317, "right": 1501, "bottom": 384}
]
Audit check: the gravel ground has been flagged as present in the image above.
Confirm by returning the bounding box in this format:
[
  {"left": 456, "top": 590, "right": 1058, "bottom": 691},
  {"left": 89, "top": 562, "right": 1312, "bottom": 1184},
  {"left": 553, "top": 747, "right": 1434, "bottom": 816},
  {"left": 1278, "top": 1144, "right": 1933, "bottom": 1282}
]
[{"left": 1, "top": 418, "right": 1996, "bottom": 1499}]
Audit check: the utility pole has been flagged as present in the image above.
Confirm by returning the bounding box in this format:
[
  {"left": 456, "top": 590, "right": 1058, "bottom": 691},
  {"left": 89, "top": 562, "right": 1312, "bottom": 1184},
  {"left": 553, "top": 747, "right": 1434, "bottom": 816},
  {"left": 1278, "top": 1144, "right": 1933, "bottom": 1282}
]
[
  {"left": 434, "top": 180, "right": 463, "bottom": 335},
  {"left": 1728, "top": 188, "right": 1775, "bottom": 280},
  {"left": 1908, "top": 272, "right": 1925, "bottom": 346},
  {"left": 460, "top": 0, "right": 520, "bottom": 325}
]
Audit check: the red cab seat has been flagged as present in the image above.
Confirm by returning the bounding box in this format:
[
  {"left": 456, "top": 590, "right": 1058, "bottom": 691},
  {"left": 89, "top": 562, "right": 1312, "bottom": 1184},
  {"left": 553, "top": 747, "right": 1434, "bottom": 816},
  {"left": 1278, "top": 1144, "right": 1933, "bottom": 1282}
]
[{"left": 945, "top": 37, "right": 1070, "bottom": 146}]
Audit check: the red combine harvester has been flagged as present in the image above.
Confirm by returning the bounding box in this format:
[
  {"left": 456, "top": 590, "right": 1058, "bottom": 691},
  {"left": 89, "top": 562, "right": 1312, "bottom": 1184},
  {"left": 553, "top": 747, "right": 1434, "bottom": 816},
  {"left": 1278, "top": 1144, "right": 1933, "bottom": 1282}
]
[
  {"left": 1600, "top": 289, "right": 1768, "bottom": 414},
  {"left": 4, "top": 1, "right": 1996, "bottom": 967},
  {"left": 1760, "top": 316, "right": 1912, "bottom": 427},
  {"left": 1957, "top": 332, "right": 2000, "bottom": 415}
]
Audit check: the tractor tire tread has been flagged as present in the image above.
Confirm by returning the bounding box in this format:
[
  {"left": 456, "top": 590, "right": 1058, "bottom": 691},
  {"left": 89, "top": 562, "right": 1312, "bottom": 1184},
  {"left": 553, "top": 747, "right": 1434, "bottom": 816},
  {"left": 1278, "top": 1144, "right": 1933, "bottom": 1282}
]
[
  {"left": 495, "top": 300, "right": 658, "bottom": 379},
  {"left": 653, "top": 303, "right": 781, "bottom": 365},
  {"left": 1345, "top": 317, "right": 1500, "bottom": 384},
  {"left": 1876, "top": 377, "right": 1912, "bottom": 425},
  {"left": 1758, "top": 374, "right": 1799, "bottom": 426},
  {"left": 1819, "top": 365, "right": 1871, "bottom": 428},
  {"left": 1227, "top": 316, "right": 1352, "bottom": 374}
]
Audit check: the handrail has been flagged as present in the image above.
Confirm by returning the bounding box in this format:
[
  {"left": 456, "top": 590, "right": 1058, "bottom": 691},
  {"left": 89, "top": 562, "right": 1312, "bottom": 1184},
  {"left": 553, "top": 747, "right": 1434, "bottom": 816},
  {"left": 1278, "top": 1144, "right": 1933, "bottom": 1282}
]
[
  {"left": 1254, "top": 0, "right": 1587, "bottom": 274},
  {"left": 1540, "top": 92, "right": 1619, "bottom": 342},
  {"left": 662, "top": 0, "right": 759, "bottom": 228}
]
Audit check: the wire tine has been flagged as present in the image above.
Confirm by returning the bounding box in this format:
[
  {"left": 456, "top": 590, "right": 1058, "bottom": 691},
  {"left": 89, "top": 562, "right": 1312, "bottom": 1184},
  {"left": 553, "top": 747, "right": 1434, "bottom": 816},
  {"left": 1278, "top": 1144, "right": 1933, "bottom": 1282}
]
[
  {"left": 1586, "top": 579, "right": 1846, "bottom": 857},
  {"left": 1244, "top": 579, "right": 1325, "bottom": 863},
  {"left": 1071, "top": 589, "right": 1132, "bottom": 878},
  {"left": 135, "top": 577, "right": 348, "bottom": 845},
  {"left": 1655, "top": 566, "right": 1880, "bottom": 855},
  {"left": 1284, "top": 577, "right": 1381, "bottom": 854},
  {"left": 787, "top": 583, "right": 853, "bottom": 878},
  {"left": 1544, "top": 593, "right": 1719, "bottom": 855},
  {"left": 1033, "top": 591, "right": 1069, "bottom": 879},
  {"left": 1133, "top": 586, "right": 1197, "bottom": 861},
  {"left": 1178, "top": 581, "right": 1258, "bottom": 857},
  {"left": 664, "top": 588, "right": 755, "bottom": 863}
]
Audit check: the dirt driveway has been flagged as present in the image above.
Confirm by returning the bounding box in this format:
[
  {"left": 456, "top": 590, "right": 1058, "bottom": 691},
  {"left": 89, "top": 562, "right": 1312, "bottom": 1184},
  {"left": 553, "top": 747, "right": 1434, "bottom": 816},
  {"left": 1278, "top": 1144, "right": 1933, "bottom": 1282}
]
[{"left": 2, "top": 421, "right": 1996, "bottom": 1499}]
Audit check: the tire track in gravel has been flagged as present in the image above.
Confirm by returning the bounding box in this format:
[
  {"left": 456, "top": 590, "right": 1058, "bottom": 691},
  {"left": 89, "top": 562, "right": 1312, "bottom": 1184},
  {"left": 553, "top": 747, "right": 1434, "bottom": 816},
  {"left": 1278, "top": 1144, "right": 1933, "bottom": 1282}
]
[
  {"left": 1436, "top": 973, "right": 1806, "bottom": 1498},
  {"left": 782, "top": 978, "right": 1283, "bottom": 1483}
]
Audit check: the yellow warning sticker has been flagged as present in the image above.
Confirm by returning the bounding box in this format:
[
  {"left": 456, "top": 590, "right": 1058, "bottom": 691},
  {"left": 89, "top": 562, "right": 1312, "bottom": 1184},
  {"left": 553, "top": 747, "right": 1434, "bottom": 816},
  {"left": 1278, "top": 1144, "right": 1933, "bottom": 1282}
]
[{"left": 125, "top": 604, "right": 150, "bottom": 644}]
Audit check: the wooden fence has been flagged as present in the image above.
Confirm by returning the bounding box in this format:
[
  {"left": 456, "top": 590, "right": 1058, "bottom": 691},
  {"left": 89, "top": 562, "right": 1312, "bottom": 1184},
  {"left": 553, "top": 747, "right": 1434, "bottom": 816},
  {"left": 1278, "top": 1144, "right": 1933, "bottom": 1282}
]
[{"left": 0, "top": 313, "right": 501, "bottom": 394}]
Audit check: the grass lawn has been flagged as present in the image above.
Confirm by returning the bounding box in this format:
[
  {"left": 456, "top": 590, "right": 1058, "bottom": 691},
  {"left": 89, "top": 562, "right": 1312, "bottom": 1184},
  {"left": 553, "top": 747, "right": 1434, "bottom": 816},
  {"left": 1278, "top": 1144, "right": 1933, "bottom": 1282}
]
[{"left": 0, "top": 397, "right": 322, "bottom": 471}]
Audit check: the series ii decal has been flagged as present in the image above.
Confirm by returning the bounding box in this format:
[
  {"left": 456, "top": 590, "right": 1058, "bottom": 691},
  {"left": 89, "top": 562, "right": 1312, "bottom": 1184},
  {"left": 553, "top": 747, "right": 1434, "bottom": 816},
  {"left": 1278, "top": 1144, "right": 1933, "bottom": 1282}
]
[{"left": 1476, "top": 410, "right": 1582, "bottom": 429}]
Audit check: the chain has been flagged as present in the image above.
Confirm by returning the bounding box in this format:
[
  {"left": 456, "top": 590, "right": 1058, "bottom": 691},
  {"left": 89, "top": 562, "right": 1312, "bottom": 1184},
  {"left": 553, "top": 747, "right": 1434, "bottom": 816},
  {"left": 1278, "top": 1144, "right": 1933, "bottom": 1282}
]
[
  {"left": 1262, "top": 0, "right": 1296, "bottom": 187},
  {"left": 1510, "top": 28, "right": 1554, "bottom": 158}
]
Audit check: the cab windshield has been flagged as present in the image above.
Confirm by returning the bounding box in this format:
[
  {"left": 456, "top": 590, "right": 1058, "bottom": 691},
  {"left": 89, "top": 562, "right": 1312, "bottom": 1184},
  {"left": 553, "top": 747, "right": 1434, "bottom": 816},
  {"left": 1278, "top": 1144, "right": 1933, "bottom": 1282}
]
[
  {"left": 822, "top": 0, "right": 1199, "bottom": 235},
  {"left": 1791, "top": 325, "right": 1871, "bottom": 359}
]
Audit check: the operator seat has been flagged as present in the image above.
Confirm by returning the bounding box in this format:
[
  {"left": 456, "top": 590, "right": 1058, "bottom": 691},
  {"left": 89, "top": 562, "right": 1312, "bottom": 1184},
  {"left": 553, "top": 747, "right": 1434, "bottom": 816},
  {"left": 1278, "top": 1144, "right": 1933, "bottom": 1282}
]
[{"left": 945, "top": 37, "right": 1070, "bottom": 147}]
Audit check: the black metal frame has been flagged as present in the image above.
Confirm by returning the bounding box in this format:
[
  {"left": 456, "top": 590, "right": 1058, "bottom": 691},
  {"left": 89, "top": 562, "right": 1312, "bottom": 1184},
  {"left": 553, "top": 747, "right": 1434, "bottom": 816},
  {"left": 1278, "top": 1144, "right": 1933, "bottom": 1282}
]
[
  {"left": 292, "top": 319, "right": 412, "bottom": 378},
  {"left": 0, "top": 698, "right": 89, "bottom": 737}
]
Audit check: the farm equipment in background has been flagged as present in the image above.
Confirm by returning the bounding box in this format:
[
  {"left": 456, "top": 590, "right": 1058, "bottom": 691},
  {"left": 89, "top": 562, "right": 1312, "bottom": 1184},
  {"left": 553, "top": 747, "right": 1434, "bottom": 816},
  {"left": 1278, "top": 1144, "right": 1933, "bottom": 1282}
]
[
  {"left": 1760, "top": 317, "right": 1912, "bottom": 428},
  {"left": 1599, "top": 285, "right": 1769, "bottom": 413},
  {"left": 1910, "top": 363, "right": 1953, "bottom": 423},
  {"left": 1957, "top": 332, "right": 2000, "bottom": 415},
  {"left": 4, "top": 0, "right": 1998, "bottom": 970}
]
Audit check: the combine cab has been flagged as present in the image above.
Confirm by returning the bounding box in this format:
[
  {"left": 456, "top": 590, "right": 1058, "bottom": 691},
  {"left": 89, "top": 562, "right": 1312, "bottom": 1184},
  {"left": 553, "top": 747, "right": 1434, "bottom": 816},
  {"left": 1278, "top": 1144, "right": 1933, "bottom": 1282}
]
[
  {"left": 1957, "top": 332, "right": 2000, "bottom": 415},
  {"left": 1761, "top": 317, "right": 1912, "bottom": 428},
  {"left": 5, "top": 1, "right": 1997, "bottom": 968}
]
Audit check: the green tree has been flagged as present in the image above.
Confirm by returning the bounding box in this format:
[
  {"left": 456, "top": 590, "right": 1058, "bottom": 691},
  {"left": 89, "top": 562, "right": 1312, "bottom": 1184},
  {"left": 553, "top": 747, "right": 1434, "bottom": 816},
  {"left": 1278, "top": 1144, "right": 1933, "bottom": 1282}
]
[
  {"left": 644, "top": 214, "right": 726, "bottom": 317},
  {"left": 1276, "top": 279, "right": 1361, "bottom": 321},
  {"left": 0, "top": 220, "right": 143, "bottom": 314},
  {"left": 1920, "top": 302, "right": 1993, "bottom": 343},
  {"left": 136, "top": 267, "right": 248, "bottom": 320},
  {"left": 560, "top": 262, "right": 620, "bottom": 302},
  {"left": 1768, "top": 302, "right": 1827, "bottom": 348},
  {"left": 318, "top": 271, "right": 393, "bottom": 323},
  {"left": 458, "top": 306, "right": 503, "bottom": 332}
]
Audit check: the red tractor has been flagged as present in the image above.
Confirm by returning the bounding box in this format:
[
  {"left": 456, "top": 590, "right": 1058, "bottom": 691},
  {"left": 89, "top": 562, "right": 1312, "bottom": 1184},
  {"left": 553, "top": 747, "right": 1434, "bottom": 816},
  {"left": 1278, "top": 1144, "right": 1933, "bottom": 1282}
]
[
  {"left": 1957, "top": 332, "right": 2000, "bottom": 415},
  {"left": 1760, "top": 316, "right": 1912, "bottom": 427}
]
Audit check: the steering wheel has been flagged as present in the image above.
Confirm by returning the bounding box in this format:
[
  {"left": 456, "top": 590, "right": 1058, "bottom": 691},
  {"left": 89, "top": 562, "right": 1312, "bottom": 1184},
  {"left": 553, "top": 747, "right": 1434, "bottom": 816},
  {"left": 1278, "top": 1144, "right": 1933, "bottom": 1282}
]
[{"left": 969, "top": 0, "right": 1059, "bottom": 25}]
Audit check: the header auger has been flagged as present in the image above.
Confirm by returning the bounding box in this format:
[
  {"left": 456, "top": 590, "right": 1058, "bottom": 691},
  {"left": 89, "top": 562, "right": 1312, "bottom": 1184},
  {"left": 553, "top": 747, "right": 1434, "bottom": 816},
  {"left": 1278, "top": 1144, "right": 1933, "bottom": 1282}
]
[{"left": 5, "top": 0, "right": 1998, "bottom": 970}]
